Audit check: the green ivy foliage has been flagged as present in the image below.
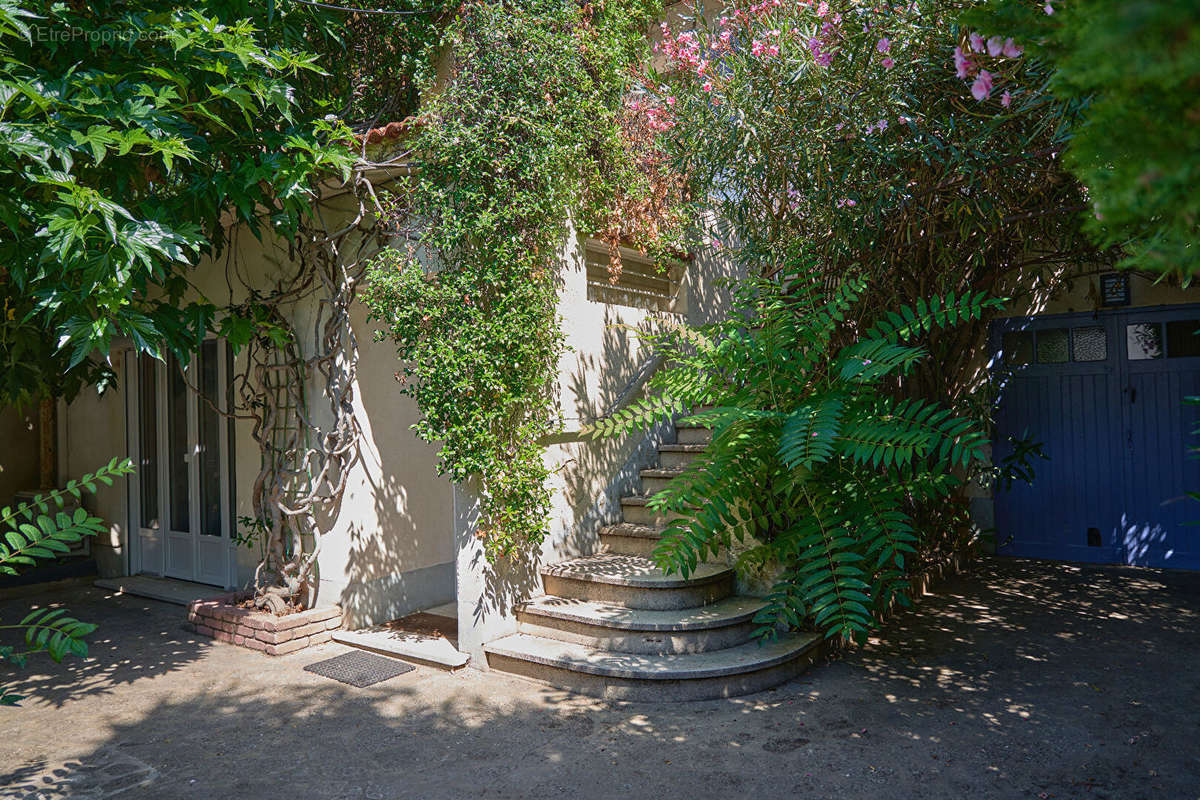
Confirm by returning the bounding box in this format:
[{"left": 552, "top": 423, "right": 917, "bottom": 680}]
[
  {"left": 363, "top": 0, "right": 662, "bottom": 559},
  {"left": 590, "top": 281, "right": 1001, "bottom": 642},
  {"left": 1, "top": 457, "right": 134, "bottom": 705},
  {"left": 0, "top": 1, "right": 356, "bottom": 405},
  {"left": 967, "top": 0, "right": 1200, "bottom": 275}
]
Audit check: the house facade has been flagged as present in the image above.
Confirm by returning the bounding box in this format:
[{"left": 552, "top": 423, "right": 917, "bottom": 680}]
[{"left": 31, "top": 164, "right": 744, "bottom": 666}]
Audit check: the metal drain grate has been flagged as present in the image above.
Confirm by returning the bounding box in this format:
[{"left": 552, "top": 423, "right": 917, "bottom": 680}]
[{"left": 304, "top": 650, "right": 415, "bottom": 687}]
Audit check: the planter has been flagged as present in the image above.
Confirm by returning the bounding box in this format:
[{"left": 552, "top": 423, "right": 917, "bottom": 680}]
[{"left": 186, "top": 592, "right": 342, "bottom": 656}]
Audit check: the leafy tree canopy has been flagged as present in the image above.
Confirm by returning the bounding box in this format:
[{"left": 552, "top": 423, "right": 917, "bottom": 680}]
[
  {"left": 969, "top": 0, "right": 1199, "bottom": 275},
  {"left": 0, "top": 1, "right": 362, "bottom": 406}
]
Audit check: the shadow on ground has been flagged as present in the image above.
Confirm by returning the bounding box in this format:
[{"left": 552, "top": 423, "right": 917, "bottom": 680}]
[{"left": 1, "top": 558, "right": 1197, "bottom": 800}]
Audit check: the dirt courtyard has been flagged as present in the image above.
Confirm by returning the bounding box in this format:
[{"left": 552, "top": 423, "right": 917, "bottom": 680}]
[{"left": 2, "top": 558, "right": 1197, "bottom": 800}]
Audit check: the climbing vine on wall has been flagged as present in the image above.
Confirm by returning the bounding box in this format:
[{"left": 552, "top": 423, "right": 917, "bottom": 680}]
[{"left": 363, "top": 0, "right": 679, "bottom": 560}]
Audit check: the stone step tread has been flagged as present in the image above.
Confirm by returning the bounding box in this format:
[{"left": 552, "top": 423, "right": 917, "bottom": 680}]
[
  {"left": 641, "top": 467, "right": 686, "bottom": 478},
  {"left": 519, "top": 595, "right": 766, "bottom": 632},
  {"left": 620, "top": 495, "right": 695, "bottom": 509},
  {"left": 485, "top": 631, "right": 820, "bottom": 681},
  {"left": 600, "top": 522, "right": 664, "bottom": 540},
  {"left": 657, "top": 444, "right": 708, "bottom": 453},
  {"left": 332, "top": 628, "right": 470, "bottom": 669},
  {"left": 542, "top": 554, "right": 731, "bottom": 588}
]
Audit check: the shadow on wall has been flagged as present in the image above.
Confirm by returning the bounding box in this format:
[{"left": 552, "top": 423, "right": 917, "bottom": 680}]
[
  {"left": 331, "top": 347, "right": 455, "bottom": 629},
  {"left": 556, "top": 310, "right": 673, "bottom": 562}
]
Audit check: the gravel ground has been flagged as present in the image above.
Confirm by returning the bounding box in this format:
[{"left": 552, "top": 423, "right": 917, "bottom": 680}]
[{"left": 1, "top": 557, "right": 1197, "bottom": 800}]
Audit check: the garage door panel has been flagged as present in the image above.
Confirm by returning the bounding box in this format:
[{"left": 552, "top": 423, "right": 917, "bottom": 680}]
[
  {"left": 995, "top": 370, "right": 1123, "bottom": 563},
  {"left": 1124, "top": 368, "right": 1200, "bottom": 569},
  {"left": 993, "top": 307, "right": 1200, "bottom": 572}
]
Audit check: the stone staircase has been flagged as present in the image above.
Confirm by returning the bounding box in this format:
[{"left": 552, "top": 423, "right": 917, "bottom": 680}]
[{"left": 484, "top": 421, "right": 822, "bottom": 701}]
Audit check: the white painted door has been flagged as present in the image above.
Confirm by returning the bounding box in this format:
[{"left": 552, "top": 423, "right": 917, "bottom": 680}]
[{"left": 127, "top": 342, "right": 235, "bottom": 587}]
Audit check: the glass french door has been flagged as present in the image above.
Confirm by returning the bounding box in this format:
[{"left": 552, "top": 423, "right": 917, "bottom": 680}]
[{"left": 126, "top": 341, "right": 235, "bottom": 587}]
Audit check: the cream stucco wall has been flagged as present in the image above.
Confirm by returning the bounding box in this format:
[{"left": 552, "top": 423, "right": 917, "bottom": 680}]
[{"left": 51, "top": 198, "right": 453, "bottom": 627}]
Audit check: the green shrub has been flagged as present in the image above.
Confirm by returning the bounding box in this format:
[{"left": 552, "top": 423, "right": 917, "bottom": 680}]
[{"left": 590, "top": 281, "right": 1001, "bottom": 642}]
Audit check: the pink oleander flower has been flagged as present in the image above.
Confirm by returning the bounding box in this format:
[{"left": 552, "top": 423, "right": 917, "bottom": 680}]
[
  {"left": 664, "top": 95, "right": 675, "bottom": 106},
  {"left": 702, "top": 80, "right": 714, "bottom": 93},
  {"left": 1044, "top": 2, "right": 1054, "bottom": 13},
  {"left": 971, "top": 69, "right": 993, "bottom": 101},
  {"left": 987, "top": 36, "right": 1004, "bottom": 56},
  {"left": 1002, "top": 38, "right": 1023, "bottom": 57},
  {"left": 1001, "top": 90, "right": 1012, "bottom": 108},
  {"left": 882, "top": 56, "right": 894, "bottom": 69},
  {"left": 815, "top": 50, "right": 834, "bottom": 66},
  {"left": 817, "top": 1, "right": 829, "bottom": 17},
  {"left": 768, "top": 44, "right": 780, "bottom": 56},
  {"left": 877, "top": 37, "right": 891, "bottom": 53},
  {"left": 836, "top": 198, "right": 857, "bottom": 208},
  {"left": 876, "top": 118, "right": 888, "bottom": 131},
  {"left": 751, "top": 39, "right": 766, "bottom": 56},
  {"left": 969, "top": 32, "right": 985, "bottom": 53},
  {"left": 954, "top": 46, "right": 972, "bottom": 78}
]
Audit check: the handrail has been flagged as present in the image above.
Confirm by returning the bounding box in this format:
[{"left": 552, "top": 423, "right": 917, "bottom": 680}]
[{"left": 541, "top": 351, "right": 666, "bottom": 444}]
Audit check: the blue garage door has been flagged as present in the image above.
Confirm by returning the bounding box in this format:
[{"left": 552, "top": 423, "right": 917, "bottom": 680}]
[{"left": 992, "top": 306, "right": 1200, "bottom": 570}]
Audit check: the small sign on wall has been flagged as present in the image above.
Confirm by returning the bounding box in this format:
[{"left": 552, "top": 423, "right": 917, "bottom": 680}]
[{"left": 1100, "top": 272, "right": 1131, "bottom": 307}]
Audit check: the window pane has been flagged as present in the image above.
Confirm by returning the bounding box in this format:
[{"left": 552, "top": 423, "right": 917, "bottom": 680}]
[
  {"left": 1126, "top": 323, "right": 1163, "bottom": 360},
  {"left": 138, "top": 355, "right": 159, "bottom": 529},
  {"left": 1072, "top": 327, "right": 1107, "bottom": 362},
  {"left": 1002, "top": 331, "right": 1033, "bottom": 366},
  {"left": 168, "top": 354, "right": 190, "bottom": 532},
  {"left": 1166, "top": 320, "right": 1200, "bottom": 358},
  {"left": 199, "top": 341, "right": 222, "bottom": 537},
  {"left": 1036, "top": 328, "right": 1069, "bottom": 363},
  {"left": 227, "top": 344, "right": 237, "bottom": 537}
]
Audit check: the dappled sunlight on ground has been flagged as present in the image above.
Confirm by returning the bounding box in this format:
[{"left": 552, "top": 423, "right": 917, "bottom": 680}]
[{"left": 1, "top": 558, "right": 1196, "bottom": 799}]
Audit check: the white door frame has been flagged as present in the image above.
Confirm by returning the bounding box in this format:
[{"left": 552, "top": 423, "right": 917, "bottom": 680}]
[{"left": 124, "top": 344, "right": 237, "bottom": 588}]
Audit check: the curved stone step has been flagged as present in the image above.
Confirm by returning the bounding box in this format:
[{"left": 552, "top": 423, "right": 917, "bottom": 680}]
[
  {"left": 484, "top": 631, "right": 823, "bottom": 701},
  {"left": 541, "top": 554, "right": 733, "bottom": 610},
  {"left": 517, "top": 595, "right": 766, "bottom": 654},
  {"left": 657, "top": 443, "right": 707, "bottom": 469},
  {"left": 599, "top": 522, "right": 663, "bottom": 557}
]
